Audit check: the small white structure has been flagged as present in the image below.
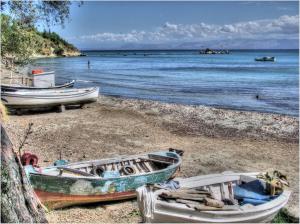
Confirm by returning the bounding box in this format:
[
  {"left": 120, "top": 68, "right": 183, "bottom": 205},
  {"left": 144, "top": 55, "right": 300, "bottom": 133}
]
[{"left": 30, "top": 71, "right": 55, "bottom": 88}]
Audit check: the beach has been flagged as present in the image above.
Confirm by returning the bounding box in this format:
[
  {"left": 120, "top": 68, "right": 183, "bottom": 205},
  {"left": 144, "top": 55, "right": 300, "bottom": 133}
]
[{"left": 4, "top": 96, "right": 299, "bottom": 222}]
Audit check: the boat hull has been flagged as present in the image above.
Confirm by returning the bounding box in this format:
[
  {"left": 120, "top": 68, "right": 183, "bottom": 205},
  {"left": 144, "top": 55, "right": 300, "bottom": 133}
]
[
  {"left": 35, "top": 189, "right": 136, "bottom": 209},
  {"left": 27, "top": 151, "right": 181, "bottom": 209},
  {"left": 1, "top": 87, "right": 99, "bottom": 108}
]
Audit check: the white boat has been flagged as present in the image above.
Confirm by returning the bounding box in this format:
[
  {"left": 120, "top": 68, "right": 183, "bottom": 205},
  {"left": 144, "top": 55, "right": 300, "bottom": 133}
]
[
  {"left": 1, "top": 87, "right": 99, "bottom": 108},
  {"left": 136, "top": 172, "right": 291, "bottom": 223}
]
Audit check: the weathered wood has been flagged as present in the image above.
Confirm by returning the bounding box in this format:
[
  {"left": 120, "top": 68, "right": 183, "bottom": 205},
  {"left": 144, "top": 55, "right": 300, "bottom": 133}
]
[
  {"left": 204, "top": 197, "right": 224, "bottom": 208},
  {"left": 25, "top": 151, "right": 182, "bottom": 209},
  {"left": 178, "top": 188, "right": 212, "bottom": 195},
  {"left": 58, "top": 167, "right": 95, "bottom": 177},
  {"left": 187, "top": 203, "right": 239, "bottom": 211},
  {"left": 160, "top": 191, "right": 207, "bottom": 201},
  {"left": 139, "top": 157, "right": 174, "bottom": 165},
  {"left": 176, "top": 199, "right": 201, "bottom": 205},
  {"left": 1, "top": 124, "right": 48, "bottom": 223}
]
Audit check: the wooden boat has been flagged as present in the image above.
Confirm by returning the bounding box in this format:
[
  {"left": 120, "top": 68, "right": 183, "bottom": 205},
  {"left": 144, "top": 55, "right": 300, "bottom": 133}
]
[
  {"left": 1, "top": 87, "right": 99, "bottom": 108},
  {"left": 24, "top": 150, "right": 182, "bottom": 209},
  {"left": 1, "top": 80, "right": 75, "bottom": 92},
  {"left": 255, "top": 56, "right": 276, "bottom": 62},
  {"left": 136, "top": 172, "right": 291, "bottom": 223}
]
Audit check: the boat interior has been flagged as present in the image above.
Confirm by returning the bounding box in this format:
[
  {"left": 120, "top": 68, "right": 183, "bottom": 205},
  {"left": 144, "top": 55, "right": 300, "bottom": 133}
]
[
  {"left": 157, "top": 174, "right": 282, "bottom": 209},
  {"left": 39, "top": 153, "right": 180, "bottom": 178}
]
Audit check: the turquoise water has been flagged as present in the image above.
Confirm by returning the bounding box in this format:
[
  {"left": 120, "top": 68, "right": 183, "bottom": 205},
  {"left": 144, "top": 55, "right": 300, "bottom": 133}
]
[{"left": 33, "top": 50, "right": 299, "bottom": 116}]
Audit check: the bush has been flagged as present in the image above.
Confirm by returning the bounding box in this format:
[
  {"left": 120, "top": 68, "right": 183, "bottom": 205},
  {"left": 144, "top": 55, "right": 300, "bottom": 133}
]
[{"left": 53, "top": 48, "right": 64, "bottom": 56}]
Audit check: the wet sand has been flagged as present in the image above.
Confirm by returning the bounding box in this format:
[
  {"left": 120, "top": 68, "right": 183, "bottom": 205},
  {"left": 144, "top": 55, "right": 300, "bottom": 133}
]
[{"left": 4, "top": 96, "right": 299, "bottom": 222}]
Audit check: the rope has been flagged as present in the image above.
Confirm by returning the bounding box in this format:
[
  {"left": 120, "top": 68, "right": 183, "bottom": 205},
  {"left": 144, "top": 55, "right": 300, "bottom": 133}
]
[{"left": 137, "top": 186, "right": 155, "bottom": 222}]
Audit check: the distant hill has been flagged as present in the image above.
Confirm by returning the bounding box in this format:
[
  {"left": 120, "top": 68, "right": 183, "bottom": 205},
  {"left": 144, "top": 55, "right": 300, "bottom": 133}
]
[
  {"left": 32, "top": 30, "right": 81, "bottom": 58},
  {"left": 1, "top": 13, "right": 81, "bottom": 63}
]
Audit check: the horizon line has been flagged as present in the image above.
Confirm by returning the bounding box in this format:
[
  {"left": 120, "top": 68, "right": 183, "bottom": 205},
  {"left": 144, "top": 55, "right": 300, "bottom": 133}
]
[{"left": 80, "top": 48, "right": 300, "bottom": 51}]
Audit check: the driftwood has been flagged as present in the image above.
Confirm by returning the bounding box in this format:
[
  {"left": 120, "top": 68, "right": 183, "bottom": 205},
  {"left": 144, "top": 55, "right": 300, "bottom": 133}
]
[
  {"left": 160, "top": 191, "right": 211, "bottom": 202},
  {"left": 176, "top": 199, "right": 238, "bottom": 211},
  {"left": 160, "top": 188, "right": 227, "bottom": 210},
  {"left": 177, "top": 188, "right": 212, "bottom": 195},
  {"left": 1, "top": 124, "right": 48, "bottom": 223},
  {"left": 203, "top": 197, "right": 224, "bottom": 208}
]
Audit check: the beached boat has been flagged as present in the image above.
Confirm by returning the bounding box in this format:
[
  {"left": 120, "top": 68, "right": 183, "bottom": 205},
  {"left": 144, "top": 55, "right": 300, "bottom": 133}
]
[
  {"left": 1, "top": 87, "right": 99, "bottom": 108},
  {"left": 255, "top": 56, "right": 276, "bottom": 62},
  {"left": 24, "top": 150, "right": 182, "bottom": 209},
  {"left": 1, "top": 80, "right": 75, "bottom": 92},
  {"left": 137, "top": 172, "right": 291, "bottom": 223}
]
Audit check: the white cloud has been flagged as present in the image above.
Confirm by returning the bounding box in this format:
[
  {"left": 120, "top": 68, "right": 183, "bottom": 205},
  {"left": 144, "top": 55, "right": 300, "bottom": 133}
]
[{"left": 74, "top": 15, "right": 299, "bottom": 44}]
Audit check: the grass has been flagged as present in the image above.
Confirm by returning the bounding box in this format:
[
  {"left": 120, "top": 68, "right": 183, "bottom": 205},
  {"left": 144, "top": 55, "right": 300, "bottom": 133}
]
[{"left": 272, "top": 209, "right": 299, "bottom": 223}]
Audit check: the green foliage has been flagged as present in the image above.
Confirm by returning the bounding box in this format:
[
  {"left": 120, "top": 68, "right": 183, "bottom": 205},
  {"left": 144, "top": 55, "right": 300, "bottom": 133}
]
[
  {"left": 272, "top": 209, "right": 298, "bottom": 223},
  {"left": 38, "top": 30, "right": 77, "bottom": 51},
  {"left": 1, "top": 14, "right": 78, "bottom": 67},
  {"left": 53, "top": 48, "right": 64, "bottom": 56},
  {"left": 1, "top": 14, "right": 34, "bottom": 66},
  {"left": 2, "top": 1, "right": 82, "bottom": 27},
  {"left": 0, "top": 1, "right": 81, "bottom": 66}
]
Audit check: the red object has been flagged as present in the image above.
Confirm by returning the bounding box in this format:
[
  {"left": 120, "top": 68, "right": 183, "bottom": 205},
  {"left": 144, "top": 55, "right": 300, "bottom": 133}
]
[
  {"left": 21, "top": 152, "right": 38, "bottom": 166},
  {"left": 31, "top": 69, "right": 44, "bottom": 75}
]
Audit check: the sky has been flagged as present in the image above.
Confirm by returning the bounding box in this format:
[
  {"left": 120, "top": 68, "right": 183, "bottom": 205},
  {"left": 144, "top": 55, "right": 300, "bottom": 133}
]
[{"left": 46, "top": 1, "right": 299, "bottom": 50}]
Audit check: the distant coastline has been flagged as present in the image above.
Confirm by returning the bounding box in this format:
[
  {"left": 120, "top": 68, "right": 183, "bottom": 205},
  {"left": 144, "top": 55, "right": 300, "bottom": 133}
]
[{"left": 80, "top": 49, "right": 299, "bottom": 52}]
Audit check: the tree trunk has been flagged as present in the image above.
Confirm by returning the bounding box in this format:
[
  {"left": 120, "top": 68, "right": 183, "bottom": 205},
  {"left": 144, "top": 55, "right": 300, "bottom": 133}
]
[{"left": 1, "top": 124, "right": 48, "bottom": 223}]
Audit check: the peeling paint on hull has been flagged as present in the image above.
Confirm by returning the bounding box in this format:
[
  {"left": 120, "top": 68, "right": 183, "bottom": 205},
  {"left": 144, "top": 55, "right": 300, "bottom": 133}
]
[{"left": 35, "top": 189, "right": 136, "bottom": 209}]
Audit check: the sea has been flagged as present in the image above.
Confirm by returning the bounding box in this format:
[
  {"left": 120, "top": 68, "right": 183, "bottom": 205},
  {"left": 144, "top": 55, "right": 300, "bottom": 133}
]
[{"left": 32, "top": 49, "right": 299, "bottom": 117}]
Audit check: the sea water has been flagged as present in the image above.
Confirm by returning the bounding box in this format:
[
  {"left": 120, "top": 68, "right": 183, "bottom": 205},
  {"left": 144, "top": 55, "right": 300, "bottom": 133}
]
[{"left": 33, "top": 50, "right": 299, "bottom": 116}]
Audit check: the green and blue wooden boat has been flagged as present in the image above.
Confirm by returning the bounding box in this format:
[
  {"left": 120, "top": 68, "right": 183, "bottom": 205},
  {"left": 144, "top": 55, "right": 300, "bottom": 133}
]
[{"left": 24, "top": 150, "right": 182, "bottom": 209}]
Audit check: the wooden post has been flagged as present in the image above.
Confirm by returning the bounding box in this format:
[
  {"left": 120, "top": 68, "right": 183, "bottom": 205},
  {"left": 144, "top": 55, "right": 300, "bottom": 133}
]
[{"left": 58, "top": 105, "right": 66, "bottom": 113}]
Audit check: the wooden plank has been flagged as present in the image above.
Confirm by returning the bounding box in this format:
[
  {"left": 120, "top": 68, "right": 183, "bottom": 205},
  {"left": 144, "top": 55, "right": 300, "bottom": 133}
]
[
  {"left": 139, "top": 158, "right": 173, "bottom": 165},
  {"left": 176, "top": 199, "right": 239, "bottom": 211},
  {"left": 59, "top": 167, "right": 94, "bottom": 177},
  {"left": 178, "top": 188, "right": 212, "bottom": 195},
  {"left": 160, "top": 192, "right": 207, "bottom": 202}
]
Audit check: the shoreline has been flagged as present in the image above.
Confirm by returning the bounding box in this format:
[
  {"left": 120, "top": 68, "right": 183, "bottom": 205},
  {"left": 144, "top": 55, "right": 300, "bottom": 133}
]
[
  {"left": 102, "top": 94, "right": 299, "bottom": 118},
  {"left": 98, "top": 95, "right": 299, "bottom": 142},
  {"left": 4, "top": 95, "right": 299, "bottom": 222}
]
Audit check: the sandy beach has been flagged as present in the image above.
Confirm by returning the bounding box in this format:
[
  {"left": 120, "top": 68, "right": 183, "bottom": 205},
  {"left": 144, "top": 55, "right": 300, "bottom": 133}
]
[{"left": 3, "top": 95, "right": 299, "bottom": 222}]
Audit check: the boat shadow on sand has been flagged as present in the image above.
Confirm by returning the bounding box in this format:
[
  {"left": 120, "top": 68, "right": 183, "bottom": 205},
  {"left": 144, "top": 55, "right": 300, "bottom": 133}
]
[{"left": 7, "top": 103, "right": 96, "bottom": 115}]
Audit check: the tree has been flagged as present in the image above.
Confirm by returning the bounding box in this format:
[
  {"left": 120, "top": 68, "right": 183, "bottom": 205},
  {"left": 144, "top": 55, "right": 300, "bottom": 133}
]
[
  {"left": 1, "top": 1, "right": 82, "bottom": 66},
  {"left": 1, "top": 1, "right": 82, "bottom": 28},
  {"left": 1, "top": 124, "right": 48, "bottom": 223},
  {"left": 1, "top": 14, "right": 35, "bottom": 67}
]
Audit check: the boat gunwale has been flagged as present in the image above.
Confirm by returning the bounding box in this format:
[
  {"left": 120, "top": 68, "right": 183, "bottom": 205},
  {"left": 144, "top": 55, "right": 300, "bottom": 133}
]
[
  {"left": 1, "top": 80, "right": 75, "bottom": 90},
  {"left": 27, "top": 151, "right": 182, "bottom": 181}
]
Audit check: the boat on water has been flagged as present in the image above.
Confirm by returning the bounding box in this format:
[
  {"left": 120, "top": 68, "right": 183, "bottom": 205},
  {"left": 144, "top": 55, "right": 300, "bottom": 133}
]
[
  {"left": 1, "top": 87, "right": 99, "bottom": 108},
  {"left": 137, "top": 172, "right": 290, "bottom": 223},
  {"left": 255, "top": 56, "right": 276, "bottom": 62},
  {"left": 24, "top": 150, "right": 182, "bottom": 209},
  {"left": 1, "top": 80, "right": 75, "bottom": 92}
]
